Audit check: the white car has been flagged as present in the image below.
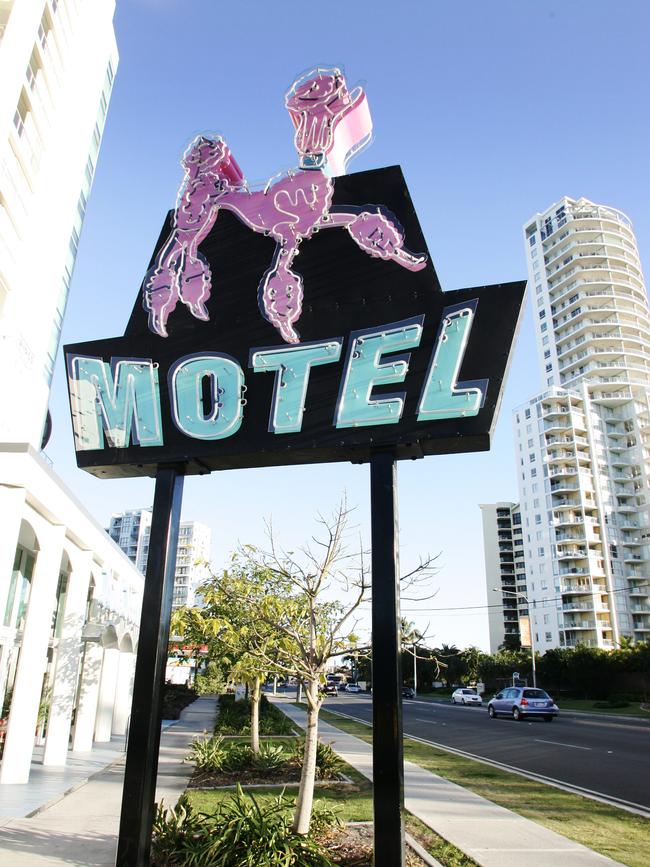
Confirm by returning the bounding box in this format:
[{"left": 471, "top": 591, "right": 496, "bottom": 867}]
[
  {"left": 451, "top": 688, "right": 482, "bottom": 706},
  {"left": 344, "top": 683, "right": 362, "bottom": 693}
]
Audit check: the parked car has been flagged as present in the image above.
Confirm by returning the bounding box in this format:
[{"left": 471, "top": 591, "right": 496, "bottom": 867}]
[
  {"left": 320, "top": 683, "right": 338, "bottom": 696},
  {"left": 488, "top": 687, "right": 558, "bottom": 721},
  {"left": 402, "top": 687, "right": 415, "bottom": 699},
  {"left": 344, "top": 682, "right": 362, "bottom": 693},
  {"left": 451, "top": 688, "right": 482, "bottom": 706}
]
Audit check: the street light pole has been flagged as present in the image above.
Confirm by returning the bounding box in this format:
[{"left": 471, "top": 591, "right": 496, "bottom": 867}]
[
  {"left": 493, "top": 587, "right": 537, "bottom": 688},
  {"left": 412, "top": 643, "right": 417, "bottom": 697}
]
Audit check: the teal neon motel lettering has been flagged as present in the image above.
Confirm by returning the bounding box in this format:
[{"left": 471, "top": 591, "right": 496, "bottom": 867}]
[
  {"left": 251, "top": 340, "right": 343, "bottom": 434},
  {"left": 417, "top": 303, "right": 487, "bottom": 421},
  {"left": 68, "top": 307, "right": 486, "bottom": 451},
  {"left": 68, "top": 356, "right": 164, "bottom": 450},
  {"left": 335, "top": 317, "right": 424, "bottom": 429},
  {"left": 169, "top": 354, "right": 245, "bottom": 440}
]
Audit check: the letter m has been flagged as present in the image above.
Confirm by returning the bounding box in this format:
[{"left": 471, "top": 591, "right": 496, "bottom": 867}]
[{"left": 67, "top": 355, "right": 163, "bottom": 451}]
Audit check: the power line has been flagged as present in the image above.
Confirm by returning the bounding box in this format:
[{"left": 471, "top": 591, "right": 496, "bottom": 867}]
[{"left": 402, "top": 581, "right": 650, "bottom": 613}]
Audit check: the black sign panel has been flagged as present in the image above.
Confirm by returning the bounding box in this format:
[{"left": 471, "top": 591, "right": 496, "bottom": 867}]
[{"left": 64, "top": 166, "right": 525, "bottom": 478}]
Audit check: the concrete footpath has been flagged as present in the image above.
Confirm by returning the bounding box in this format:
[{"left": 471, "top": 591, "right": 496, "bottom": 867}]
[
  {"left": 278, "top": 701, "right": 622, "bottom": 867},
  {"left": 0, "top": 696, "right": 216, "bottom": 866}
]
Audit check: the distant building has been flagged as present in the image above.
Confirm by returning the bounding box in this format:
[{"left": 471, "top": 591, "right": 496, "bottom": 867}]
[
  {"left": 108, "top": 509, "right": 211, "bottom": 608},
  {"left": 485, "top": 197, "right": 650, "bottom": 652},
  {"left": 480, "top": 502, "right": 526, "bottom": 652},
  {"left": 0, "top": 1, "right": 143, "bottom": 788}
]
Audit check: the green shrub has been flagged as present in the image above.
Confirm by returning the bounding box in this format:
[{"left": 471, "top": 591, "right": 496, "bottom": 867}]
[
  {"left": 593, "top": 699, "right": 630, "bottom": 709},
  {"left": 162, "top": 683, "right": 197, "bottom": 720},
  {"left": 186, "top": 735, "right": 228, "bottom": 771},
  {"left": 251, "top": 743, "right": 287, "bottom": 773},
  {"left": 194, "top": 663, "right": 224, "bottom": 696},
  {"left": 214, "top": 697, "right": 293, "bottom": 735},
  {"left": 293, "top": 740, "right": 345, "bottom": 781},
  {"left": 151, "top": 787, "right": 335, "bottom": 866}
]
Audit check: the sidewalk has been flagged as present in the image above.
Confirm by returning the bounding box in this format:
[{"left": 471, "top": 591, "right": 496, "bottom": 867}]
[
  {"left": 0, "top": 696, "right": 217, "bottom": 866},
  {"left": 278, "top": 700, "right": 622, "bottom": 867}
]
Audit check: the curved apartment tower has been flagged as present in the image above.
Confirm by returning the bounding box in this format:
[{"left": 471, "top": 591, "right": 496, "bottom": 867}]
[{"left": 509, "top": 198, "right": 650, "bottom": 651}]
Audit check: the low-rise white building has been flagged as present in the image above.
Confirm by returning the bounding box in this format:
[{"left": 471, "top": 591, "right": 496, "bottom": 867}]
[{"left": 0, "top": 444, "right": 143, "bottom": 784}]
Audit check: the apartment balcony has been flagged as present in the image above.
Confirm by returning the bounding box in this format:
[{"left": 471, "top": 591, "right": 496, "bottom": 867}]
[
  {"left": 546, "top": 435, "right": 589, "bottom": 448},
  {"left": 550, "top": 483, "right": 581, "bottom": 496},
  {"left": 557, "top": 547, "right": 589, "bottom": 560},
  {"left": 564, "top": 619, "right": 597, "bottom": 630},
  {"left": 558, "top": 565, "right": 591, "bottom": 577},
  {"left": 555, "top": 531, "right": 588, "bottom": 544},
  {"left": 562, "top": 601, "right": 597, "bottom": 612},
  {"left": 547, "top": 450, "right": 578, "bottom": 465}
]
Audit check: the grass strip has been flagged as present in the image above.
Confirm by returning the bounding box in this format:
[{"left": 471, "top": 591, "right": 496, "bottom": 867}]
[{"left": 317, "top": 707, "right": 649, "bottom": 867}]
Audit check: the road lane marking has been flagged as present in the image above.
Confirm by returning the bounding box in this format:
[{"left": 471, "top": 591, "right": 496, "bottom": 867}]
[
  {"left": 416, "top": 718, "right": 435, "bottom": 723},
  {"left": 535, "top": 738, "right": 591, "bottom": 751}
]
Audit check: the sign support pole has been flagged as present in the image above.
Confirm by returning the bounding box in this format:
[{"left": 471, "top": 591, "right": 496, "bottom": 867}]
[
  {"left": 116, "top": 465, "right": 185, "bottom": 867},
  {"left": 370, "top": 451, "right": 405, "bottom": 867}
]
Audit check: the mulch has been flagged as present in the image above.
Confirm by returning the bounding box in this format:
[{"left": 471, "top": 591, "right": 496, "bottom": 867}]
[
  {"left": 188, "top": 766, "right": 302, "bottom": 787},
  {"left": 317, "top": 824, "right": 428, "bottom": 866}
]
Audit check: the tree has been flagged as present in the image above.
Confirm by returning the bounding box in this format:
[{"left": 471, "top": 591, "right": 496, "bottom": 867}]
[
  {"left": 215, "top": 500, "right": 369, "bottom": 836},
  {"left": 200, "top": 566, "right": 289, "bottom": 754},
  {"left": 460, "top": 646, "right": 483, "bottom": 685},
  {"left": 434, "top": 643, "right": 466, "bottom": 688}
]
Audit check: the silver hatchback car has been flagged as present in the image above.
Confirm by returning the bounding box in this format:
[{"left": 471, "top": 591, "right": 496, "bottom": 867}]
[{"left": 488, "top": 687, "right": 558, "bottom": 722}]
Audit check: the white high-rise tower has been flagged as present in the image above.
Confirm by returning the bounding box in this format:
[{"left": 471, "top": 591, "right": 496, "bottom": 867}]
[
  {"left": 0, "top": 2, "right": 148, "bottom": 788},
  {"left": 510, "top": 197, "right": 650, "bottom": 651}
]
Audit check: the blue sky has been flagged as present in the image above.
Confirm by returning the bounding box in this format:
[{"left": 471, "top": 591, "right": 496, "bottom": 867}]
[{"left": 47, "top": 0, "right": 650, "bottom": 649}]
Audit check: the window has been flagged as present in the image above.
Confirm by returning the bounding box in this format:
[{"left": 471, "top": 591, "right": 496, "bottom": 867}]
[
  {"left": 541, "top": 322, "right": 547, "bottom": 333},
  {"left": 525, "top": 409, "right": 531, "bottom": 420},
  {"left": 538, "top": 547, "right": 545, "bottom": 556},
  {"left": 544, "top": 350, "right": 551, "bottom": 359},
  {"left": 527, "top": 438, "right": 533, "bottom": 447},
  {"left": 529, "top": 453, "right": 535, "bottom": 462},
  {"left": 545, "top": 632, "right": 552, "bottom": 641},
  {"left": 531, "top": 468, "right": 537, "bottom": 477},
  {"left": 539, "top": 309, "right": 546, "bottom": 319},
  {"left": 535, "top": 514, "right": 541, "bottom": 524}
]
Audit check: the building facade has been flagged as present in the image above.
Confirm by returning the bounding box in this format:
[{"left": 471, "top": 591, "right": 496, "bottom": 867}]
[
  {"left": 108, "top": 509, "right": 212, "bottom": 609},
  {"left": 480, "top": 502, "right": 526, "bottom": 653},
  {"left": 0, "top": 0, "right": 117, "bottom": 447},
  {"left": 509, "top": 197, "right": 650, "bottom": 650},
  {"left": 0, "top": 1, "right": 144, "bottom": 787}
]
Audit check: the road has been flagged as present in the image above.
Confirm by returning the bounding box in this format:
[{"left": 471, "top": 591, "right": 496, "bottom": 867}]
[{"left": 324, "top": 694, "right": 650, "bottom": 811}]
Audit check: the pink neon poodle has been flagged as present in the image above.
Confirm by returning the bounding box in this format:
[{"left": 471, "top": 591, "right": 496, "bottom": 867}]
[{"left": 143, "top": 67, "right": 427, "bottom": 343}]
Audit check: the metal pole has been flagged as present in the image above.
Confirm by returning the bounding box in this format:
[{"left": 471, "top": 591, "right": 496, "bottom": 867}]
[
  {"left": 413, "top": 644, "right": 417, "bottom": 697},
  {"left": 529, "top": 601, "right": 537, "bottom": 688},
  {"left": 370, "top": 452, "right": 405, "bottom": 867},
  {"left": 116, "top": 466, "right": 185, "bottom": 867}
]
